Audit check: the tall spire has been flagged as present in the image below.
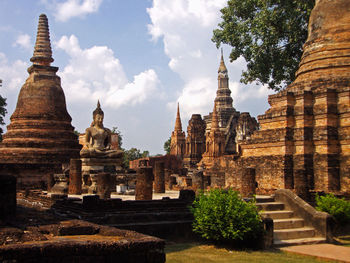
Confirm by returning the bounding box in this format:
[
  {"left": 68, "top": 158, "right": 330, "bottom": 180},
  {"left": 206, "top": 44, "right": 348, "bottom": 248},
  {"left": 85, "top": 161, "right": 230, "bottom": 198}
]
[
  {"left": 174, "top": 102, "right": 183, "bottom": 131},
  {"left": 31, "top": 14, "right": 53, "bottom": 66},
  {"left": 211, "top": 102, "right": 219, "bottom": 130},
  {"left": 218, "top": 48, "right": 227, "bottom": 74}
]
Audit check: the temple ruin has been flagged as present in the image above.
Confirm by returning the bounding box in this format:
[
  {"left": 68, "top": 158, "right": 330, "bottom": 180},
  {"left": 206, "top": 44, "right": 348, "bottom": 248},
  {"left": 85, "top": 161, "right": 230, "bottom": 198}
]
[{"left": 169, "top": 0, "right": 350, "bottom": 197}]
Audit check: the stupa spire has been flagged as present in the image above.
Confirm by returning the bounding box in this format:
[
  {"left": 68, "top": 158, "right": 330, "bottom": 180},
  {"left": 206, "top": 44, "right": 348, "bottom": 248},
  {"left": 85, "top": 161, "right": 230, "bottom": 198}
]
[
  {"left": 30, "top": 14, "right": 53, "bottom": 66},
  {"left": 218, "top": 48, "right": 227, "bottom": 74},
  {"left": 211, "top": 102, "right": 219, "bottom": 130},
  {"left": 174, "top": 102, "right": 183, "bottom": 131}
]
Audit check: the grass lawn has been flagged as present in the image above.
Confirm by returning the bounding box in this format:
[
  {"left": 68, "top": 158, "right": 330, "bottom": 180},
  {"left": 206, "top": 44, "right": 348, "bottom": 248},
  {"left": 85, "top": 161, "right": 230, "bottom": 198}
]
[{"left": 165, "top": 242, "right": 336, "bottom": 263}]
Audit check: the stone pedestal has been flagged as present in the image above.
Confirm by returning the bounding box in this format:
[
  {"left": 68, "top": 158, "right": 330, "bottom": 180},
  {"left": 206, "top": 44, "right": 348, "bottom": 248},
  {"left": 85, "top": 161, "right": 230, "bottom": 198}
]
[
  {"left": 88, "top": 173, "right": 98, "bottom": 194},
  {"left": 51, "top": 174, "right": 68, "bottom": 195},
  {"left": 0, "top": 174, "right": 16, "bottom": 220},
  {"left": 153, "top": 162, "right": 165, "bottom": 193},
  {"left": 97, "top": 172, "right": 111, "bottom": 199},
  {"left": 135, "top": 160, "right": 153, "bottom": 200},
  {"left": 240, "top": 168, "right": 256, "bottom": 198},
  {"left": 81, "top": 157, "right": 122, "bottom": 175},
  {"left": 68, "top": 159, "right": 82, "bottom": 195}
]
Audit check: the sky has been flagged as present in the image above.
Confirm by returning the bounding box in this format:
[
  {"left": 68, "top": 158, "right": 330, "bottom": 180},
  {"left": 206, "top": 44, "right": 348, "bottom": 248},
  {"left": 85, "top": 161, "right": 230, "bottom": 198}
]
[{"left": 0, "top": 0, "right": 274, "bottom": 155}]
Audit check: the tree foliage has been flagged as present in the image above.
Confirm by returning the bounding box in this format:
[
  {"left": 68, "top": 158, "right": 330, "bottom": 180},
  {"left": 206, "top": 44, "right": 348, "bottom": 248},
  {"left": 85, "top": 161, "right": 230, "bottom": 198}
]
[
  {"left": 111, "top": 126, "right": 123, "bottom": 148},
  {"left": 316, "top": 194, "right": 350, "bottom": 225},
  {"left": 123, "top": 147, "right": 149, "bottom": 169},
  {"left": 164, "top": 137, "right": 171, "bottom": 154},
  {"left": 212, "top": 0, "right": 314, "bottom": 91},
  {"left": 191, "top": 189, "right": 263, "bottom": 244},
  {"left": 0, "top": 80, "right": 7, "bottom": 141}
]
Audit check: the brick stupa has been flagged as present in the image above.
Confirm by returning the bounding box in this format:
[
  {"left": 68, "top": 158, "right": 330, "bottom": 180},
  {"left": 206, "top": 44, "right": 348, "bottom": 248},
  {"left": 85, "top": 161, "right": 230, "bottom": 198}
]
[
  {"left": 218, "top": 0, "right": 350, "bottom": 195},
  {"left": 0, "top": 14, "right": 81, "bottom": 187}
]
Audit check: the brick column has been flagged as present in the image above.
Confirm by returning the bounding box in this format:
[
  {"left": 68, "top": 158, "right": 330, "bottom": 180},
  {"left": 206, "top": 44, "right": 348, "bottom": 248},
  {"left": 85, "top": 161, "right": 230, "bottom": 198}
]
[
  {"left": 294, "top": 169, "right": 309, "bottom": 201},
  {"left": 68, "top": 159, "right": 82, "bottom": 195},
  {"left": 136, "top": 160, "right": 154, "bottom": 200},
  {"left": 153, "top": 161, "right": 165, "bottom": 193},
  {"left": 97, "top": 172, "right": 111, "bottom": 199},
  {"left": 240, "top": 168, "right": 256, "bottom": 198},
  {"left": 164, "top": 169, "right": 171, "bottom": 190}
]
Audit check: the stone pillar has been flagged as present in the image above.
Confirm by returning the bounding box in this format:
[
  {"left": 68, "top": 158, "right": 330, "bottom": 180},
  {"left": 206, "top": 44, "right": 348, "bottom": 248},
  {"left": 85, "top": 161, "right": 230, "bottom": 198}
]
[
  {"left": 294, "top": 169, "right": 310, "bottom": 200},
  {"left": 191, "top": 170, "right": 204, "bottom": 190},
  {"left": 164, "top": 169, "right": 171, "bottom": 190},
  {"left": 240, "top": 168, "right": 256, "bottom": 198},
  {"left": 154, "top": 161, "right": 165, "bottom": 193},
  {"left": 97, "top": 172, "right": 111, "bottom": 199},
  {"left": 135, "top": 160, "right": 154, "bottom": 200},
  {"left": 47, "top": 173, "right": 55, "bottom": 192},
  {"left": 68, "top": 159, "right": 82, "bottom": 195},
  {"left": 0, "top": 175, "right": 16, "bottom": 220}
]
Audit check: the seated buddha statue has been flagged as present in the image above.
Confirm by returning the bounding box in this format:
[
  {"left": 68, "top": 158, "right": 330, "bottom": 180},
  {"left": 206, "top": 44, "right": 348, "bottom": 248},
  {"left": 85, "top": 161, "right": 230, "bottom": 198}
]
[{"left": 80, "top": 101, "right": 123, "bottom": 158}]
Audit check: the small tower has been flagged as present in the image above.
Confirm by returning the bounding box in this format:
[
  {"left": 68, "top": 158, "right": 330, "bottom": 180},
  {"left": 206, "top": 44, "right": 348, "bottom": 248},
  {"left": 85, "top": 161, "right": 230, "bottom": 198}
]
[
  {"left": 170, "top": 103, "right": 186, "bottom": 158},
  {"left": 183, "top": 114, "right": 206, "bottom": 168},
  {"left": 202, "top": 103, "right": 226, "bottom": 167}
]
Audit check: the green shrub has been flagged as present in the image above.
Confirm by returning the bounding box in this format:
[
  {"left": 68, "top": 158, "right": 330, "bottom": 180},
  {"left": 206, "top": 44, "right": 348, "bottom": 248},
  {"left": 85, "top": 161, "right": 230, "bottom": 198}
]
[
  {"left": 316, "top": 193, "right": 350, "bottom": 225},
  {"left": 190, "top": 188, "right": 263, "bottom": 244}
]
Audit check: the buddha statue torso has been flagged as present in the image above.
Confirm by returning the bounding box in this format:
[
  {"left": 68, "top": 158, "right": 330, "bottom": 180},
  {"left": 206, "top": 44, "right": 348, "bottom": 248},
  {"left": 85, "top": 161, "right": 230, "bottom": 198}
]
[{"left": 80, "top": 101, "right": 122, "bottom": 159}]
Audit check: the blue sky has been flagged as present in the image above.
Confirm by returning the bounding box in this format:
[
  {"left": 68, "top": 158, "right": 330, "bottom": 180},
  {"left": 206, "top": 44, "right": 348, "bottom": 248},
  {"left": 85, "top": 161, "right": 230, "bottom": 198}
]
[{"left": 0, "top": 0, "right": 274, "bottom": 155}]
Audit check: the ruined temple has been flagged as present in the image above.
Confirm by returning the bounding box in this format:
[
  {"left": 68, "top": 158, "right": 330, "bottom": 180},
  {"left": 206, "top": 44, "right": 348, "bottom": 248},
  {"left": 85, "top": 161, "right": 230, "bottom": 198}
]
[
  {"left": 183, "top": 114, "right": 206, "bottom": 168},
  {"left": 203, "top": 50, "right": 258, "bottom": 155},
  {"left": 0, "top": 14, "right": 81, "bottom": 187},
  {"left": 170, "top": 103, "right": 186, "bottom": 158},
  {"left": 216, "top": 0, "right": 350, "bottom": 196}
]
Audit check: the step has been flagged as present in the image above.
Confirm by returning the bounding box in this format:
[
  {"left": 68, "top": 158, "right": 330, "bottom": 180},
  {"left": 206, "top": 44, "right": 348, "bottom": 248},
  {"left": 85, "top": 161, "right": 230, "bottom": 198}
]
[
  {"left": 274, "top": 237, "right": 327, "bottom": 247},
  {"left": 260, "top": 210, "right": 294, "bottom": 219},
  {"left": 274, "top": 227, "right": 315, "bottom": 240},
  {"left": 273, "top": 218, "right": 304, "bottom": 230},
  {"left": 256, "top": 202, "right": 284, "bottom": 211},
  {"left": 255, "top": 196, "right": 275, "bottom": 203}
]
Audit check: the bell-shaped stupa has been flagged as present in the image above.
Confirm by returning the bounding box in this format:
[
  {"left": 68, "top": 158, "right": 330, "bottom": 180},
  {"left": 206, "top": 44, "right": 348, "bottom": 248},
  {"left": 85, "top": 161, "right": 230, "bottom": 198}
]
[
  {"left": 0, "top": 14, "right": 81, "bottom": 186},
  {"left": 290, "top": 0, "right": 350, "bottom": 90}
]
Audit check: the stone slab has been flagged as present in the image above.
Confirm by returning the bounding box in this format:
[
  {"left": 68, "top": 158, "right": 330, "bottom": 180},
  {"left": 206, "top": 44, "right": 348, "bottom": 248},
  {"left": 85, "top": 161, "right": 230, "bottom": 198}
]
[{"left": 281, "top": 243, "right": 350, "bottom": 263}]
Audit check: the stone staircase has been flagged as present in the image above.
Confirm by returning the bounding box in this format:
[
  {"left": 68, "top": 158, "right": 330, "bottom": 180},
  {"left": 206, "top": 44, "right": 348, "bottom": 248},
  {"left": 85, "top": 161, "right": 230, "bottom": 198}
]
[{"left": 256, "top": 196, "right": 327, "bottom": 246}]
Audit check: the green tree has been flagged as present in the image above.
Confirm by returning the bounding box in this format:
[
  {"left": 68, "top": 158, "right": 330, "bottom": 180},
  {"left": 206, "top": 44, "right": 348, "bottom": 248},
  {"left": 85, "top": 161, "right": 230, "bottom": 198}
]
[
  {"left": 0, "top": 80, "right": 7, "bottom": 141},
  {"left": 212, "top": 0, "right": 314, "bottom": 91},
  {"left": 164, "top": 137, "right": 171, "bottom": 154},
  {"left": 123, "top": 147, "right": 149, "bottom": 169}
]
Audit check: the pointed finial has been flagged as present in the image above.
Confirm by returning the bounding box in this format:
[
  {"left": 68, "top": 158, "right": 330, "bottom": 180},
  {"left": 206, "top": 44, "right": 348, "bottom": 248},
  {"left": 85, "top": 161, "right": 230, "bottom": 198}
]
[
  {"left": 174, "top": 102, "right": 183, "bottom": 131},
  {"left": 31, "top": 14, "right": 54, "bottom": 66},
  {"left": 97, "top": 100, "right": 101, "bottom": 109},
  {"left": 218, "top": 48, "right": 227, "bottom": 73}
]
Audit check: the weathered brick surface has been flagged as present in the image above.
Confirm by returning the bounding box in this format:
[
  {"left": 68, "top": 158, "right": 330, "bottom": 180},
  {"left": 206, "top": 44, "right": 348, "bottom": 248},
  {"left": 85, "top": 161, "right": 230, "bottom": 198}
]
[
  {"left": 135, "top": 161, "right": 153, "bottom": 200},
  {"left": 0, "top": 14, "right": 81, "bottom": 187},
  {"left": 68, "top": 159, "right": 82, "bottom": 195},
  {"left": 153, "top": 162, "right": 165, "bottom": 193}
]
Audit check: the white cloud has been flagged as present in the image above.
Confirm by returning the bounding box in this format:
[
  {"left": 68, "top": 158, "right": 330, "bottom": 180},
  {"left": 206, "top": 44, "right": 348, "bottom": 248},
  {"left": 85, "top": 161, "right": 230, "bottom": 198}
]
[
  {"left": 55, "top": 35, "right": 159, "bottom": 108},
  {"left": 0, "top": 53, "right": 28, "bottom": 92},
  {"left": 50, "top": 0, "right": 103, "bottom": 22},
  {"left": 148, "top": 0, "right": 273, "bottom": 120},
  {"left": 13, "top": 34, "right": 32, "bottom": 50}
]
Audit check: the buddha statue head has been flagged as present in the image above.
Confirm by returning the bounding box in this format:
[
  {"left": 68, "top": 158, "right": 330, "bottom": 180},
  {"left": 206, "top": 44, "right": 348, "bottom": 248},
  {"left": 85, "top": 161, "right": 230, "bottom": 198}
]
[{"left": 92, "top": 100, "right": 104, "bottom": 128}]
